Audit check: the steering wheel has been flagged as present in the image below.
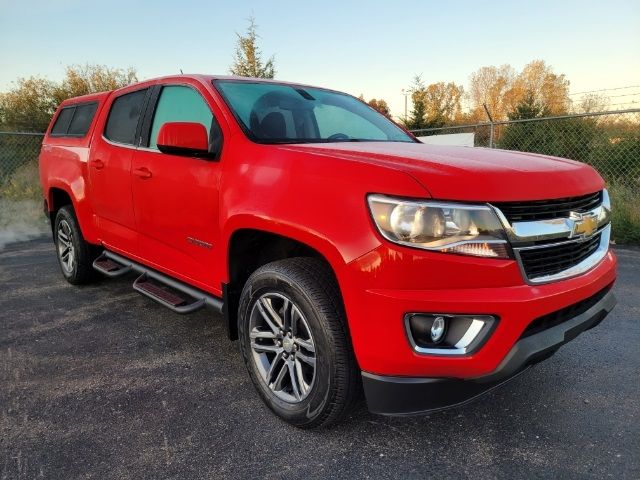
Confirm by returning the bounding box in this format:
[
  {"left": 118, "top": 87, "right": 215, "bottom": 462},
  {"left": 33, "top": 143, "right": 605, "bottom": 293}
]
[{"left": 327, "top": 133, "right": 350, "bottom": 141}]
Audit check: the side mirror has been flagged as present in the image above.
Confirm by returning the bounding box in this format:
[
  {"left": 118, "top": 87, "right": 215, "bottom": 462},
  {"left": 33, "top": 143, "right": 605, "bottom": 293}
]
[{"left": 157, "top": 122, "right": 210, "bottom": 157}]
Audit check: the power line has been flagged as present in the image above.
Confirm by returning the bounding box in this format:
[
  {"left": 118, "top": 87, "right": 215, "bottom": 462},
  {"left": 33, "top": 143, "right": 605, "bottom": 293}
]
[
  {"left": 569, "top": 85, "right": 640, "bottom": 96},
  {"left": 575, "top": 92, "right": 640, "bottom": 100},
  {"left": 602, "top": 92, "right": 640, "bottom": 99},
  {"left": 607, "top": 101, "right": 639, "bottom": 107}
]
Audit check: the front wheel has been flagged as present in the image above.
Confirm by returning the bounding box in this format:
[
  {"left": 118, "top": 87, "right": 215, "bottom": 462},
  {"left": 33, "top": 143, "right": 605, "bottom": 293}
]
[{"left": 238, "top": 258, "right": 359, "bottom": 428}]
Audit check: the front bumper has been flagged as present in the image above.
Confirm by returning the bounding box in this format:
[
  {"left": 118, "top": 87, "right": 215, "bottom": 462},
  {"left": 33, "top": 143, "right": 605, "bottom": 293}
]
[
  {"left": 362, "top": 287, "right": 616, "bottom": 415},
  {"left": 341, "top": 243, "right": 617, "bottom": 378}
]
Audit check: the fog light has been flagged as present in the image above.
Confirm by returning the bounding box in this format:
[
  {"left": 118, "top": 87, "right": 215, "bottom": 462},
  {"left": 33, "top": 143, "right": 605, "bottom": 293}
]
[
  {"left": 405, "top": 313, "right": 497, "bottom": 355},
  {"left": 430, "top": 316, "right": 446, "bottom": 343}
]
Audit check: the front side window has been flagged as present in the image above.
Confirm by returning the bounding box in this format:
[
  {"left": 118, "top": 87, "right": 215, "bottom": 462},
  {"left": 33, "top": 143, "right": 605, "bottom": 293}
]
[
  {"left": 104, "top": 89, "right": 147, "bottom": 145},
  {"left": 148, "top": 85, "right": 213, "bottom": 149},
  {"left": 214, "top": 80, "right": 414, "bottom": 144}
]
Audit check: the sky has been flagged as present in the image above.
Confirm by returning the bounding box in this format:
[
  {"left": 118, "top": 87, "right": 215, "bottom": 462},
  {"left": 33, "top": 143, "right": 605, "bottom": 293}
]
[{"left": 1, "top": 0, "right": 639, "bottom": 117}]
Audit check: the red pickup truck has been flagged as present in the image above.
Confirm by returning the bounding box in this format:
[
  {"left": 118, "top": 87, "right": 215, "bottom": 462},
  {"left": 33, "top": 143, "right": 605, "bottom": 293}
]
[{"left": 39, "top": 75, "right": 616, "bottom": 428}]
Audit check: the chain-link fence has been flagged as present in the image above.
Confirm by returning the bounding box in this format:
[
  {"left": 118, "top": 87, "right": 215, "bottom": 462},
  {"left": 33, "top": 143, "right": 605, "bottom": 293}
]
[
  {"left": 412, "top": 108, "right": 640, "bottom": 185},
  {"left": 412, "top": 109, "right": 640, "bottom": 244},
  {"left": 0, "top": 109, "right": 638, "bottom": 245},
  {"left": 0, "top": 131, "right": 43, "bottom": 193},
  {"left": 0, "top": 131, "right": 47, "bottom": 248}
]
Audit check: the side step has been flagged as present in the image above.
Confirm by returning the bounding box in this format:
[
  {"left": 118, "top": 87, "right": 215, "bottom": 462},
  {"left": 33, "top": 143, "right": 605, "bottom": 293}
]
[
  {"left": 133, "top": 274, "right": 206, "bottom": 314},
  {"left": 93, "top": 250, "right": 223, "bottom": 315},
  {"left": 93, "top": 253, "right": 132, "bottom": 277}
]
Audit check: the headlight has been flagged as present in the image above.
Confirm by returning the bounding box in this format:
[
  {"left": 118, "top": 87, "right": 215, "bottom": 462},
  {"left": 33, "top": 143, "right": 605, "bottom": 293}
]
[{"left": 368, "top": 194, "right": 510, "bottom": 258}]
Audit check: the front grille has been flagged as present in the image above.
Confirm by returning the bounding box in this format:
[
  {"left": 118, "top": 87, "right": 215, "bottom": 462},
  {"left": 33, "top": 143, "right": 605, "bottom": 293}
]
[
  {"left": 518, "top": 233, "right": 602, "bottom": 279},
  {"left": 494, "top": 191, "right": 602, "bottom": 222},
  {"left": 520, "top": 284, "right": 612, "bottom": 339}
]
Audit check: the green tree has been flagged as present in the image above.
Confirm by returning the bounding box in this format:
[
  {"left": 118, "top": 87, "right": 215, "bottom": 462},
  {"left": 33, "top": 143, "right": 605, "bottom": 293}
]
[
  {"left": 499, "top": 95, "right": 597, "bottom": 162},
  {"left": 403, "top": 76, "right": 463, "bottom": 131},
  {"left": 0, "top": 64, "right": 138, "bottom": 132},
  {"left": 52, "top": 64, "right": 137, "bottom": 105},
  {"left": 588, "top": 122, "right": 640, "bottom": 184},
  {"left": 403, "top": 75, "right": 429, "bottom": 131},
  {"left": 0, "top": 77, "right": 57, "bottom": 131},
  {"left": 229, "top": 16, "right": 275, "bottom": 78},
  {"left": 507, "top": 92, "right": 545, "bottom": 120}
]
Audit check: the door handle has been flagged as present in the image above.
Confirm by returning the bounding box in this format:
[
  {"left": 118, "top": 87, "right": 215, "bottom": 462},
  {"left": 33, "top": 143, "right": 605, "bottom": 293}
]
[
  {"left": 133, "top": 167, "right": 153, "bottom": 179},
  {"left": 91, "top": 159, "right": 105, "bottom": 169}
]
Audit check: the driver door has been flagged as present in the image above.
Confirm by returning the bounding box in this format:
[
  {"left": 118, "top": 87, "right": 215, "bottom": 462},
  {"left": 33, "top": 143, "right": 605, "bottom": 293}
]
[{"left": 131, "top": 82, "right": 223, "bottom": 291}]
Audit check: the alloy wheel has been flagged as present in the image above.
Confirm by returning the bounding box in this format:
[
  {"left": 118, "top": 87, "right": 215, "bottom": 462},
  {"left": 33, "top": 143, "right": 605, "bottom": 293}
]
[
  {"left": 57, "top": 219, "right": 75, "bottom": 274},
  {"left": 249, "top": 292, "right": 317, "bottom": 403}
]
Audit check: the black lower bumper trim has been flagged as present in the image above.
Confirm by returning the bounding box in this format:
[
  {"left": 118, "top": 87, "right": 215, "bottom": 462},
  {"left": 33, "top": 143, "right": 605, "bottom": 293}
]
[{"left": 363, "top": 289, "right": 616, "bottom": 416}]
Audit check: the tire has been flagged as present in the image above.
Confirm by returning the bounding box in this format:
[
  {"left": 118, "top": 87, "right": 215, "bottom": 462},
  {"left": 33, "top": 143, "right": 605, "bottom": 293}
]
[
  {"left": 54, "top": 206, "right": 98, "bottom": 285},
  {"left": 238, "top": 257, "right": 360, "bottom": 428}
]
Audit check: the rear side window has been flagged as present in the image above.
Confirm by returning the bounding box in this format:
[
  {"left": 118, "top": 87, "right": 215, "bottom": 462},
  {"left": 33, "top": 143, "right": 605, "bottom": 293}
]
[
  {"left": 51, "top": 107, "right": 78, "bottom": 136},
  {"left": 50, "top": 102, "right": 98, "bottom": 137},
  {"left": 104, "top": 89, "right": 147, "bottom": 145},
  {"left": 67, "top": 103, "right": 98, "bottom": 135}
]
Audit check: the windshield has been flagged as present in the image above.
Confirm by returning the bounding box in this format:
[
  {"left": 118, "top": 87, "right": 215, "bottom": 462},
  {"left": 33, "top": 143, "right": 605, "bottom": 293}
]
[{"left": 213, "top": 80, "right": 415, "bottom": 144}]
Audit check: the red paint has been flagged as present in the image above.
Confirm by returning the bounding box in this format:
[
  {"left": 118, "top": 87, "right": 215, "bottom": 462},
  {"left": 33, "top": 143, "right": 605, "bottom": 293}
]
[
  {"left": 157, "top": 122, "right": 209, "bottom": 152},
  {"left": 39, "top": 75, "right": 617, "bottom": 379}
]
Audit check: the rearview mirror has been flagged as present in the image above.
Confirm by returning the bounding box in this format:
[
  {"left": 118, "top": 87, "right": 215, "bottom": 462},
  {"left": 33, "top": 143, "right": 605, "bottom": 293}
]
[{"left": 156, "top": 122, "right": 210, "bottom": 157}]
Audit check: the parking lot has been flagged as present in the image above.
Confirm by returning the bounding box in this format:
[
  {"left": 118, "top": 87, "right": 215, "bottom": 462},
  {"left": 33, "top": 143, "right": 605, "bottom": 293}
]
[{"left": 1, "top": 237, "right": 638, "bottom": 479}]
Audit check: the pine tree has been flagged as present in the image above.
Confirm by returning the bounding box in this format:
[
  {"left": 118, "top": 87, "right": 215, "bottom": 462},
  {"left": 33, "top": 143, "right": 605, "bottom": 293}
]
[
  {"left": 404, "top": 75, "right": 429, "bottom": 131},
  {"left": 229, "top": 16, "right": 275, "bottom": 79},
  {"left": 507, "top": 92, "right": 545, "bottom": 120},
  {"left": 407, "top": 97, "right": 428, "bottom": 130}
]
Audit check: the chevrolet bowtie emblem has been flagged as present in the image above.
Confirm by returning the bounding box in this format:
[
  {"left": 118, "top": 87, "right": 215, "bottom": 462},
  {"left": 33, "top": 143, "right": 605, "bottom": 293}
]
[{"left": 571, "top": 213, "right": 598, "bottom": 238}]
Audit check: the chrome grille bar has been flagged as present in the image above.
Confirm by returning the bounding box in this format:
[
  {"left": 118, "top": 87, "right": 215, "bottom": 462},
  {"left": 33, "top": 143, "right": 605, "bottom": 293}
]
[{"left": 490, "top": 189, "right": 611, "bottom": 284}]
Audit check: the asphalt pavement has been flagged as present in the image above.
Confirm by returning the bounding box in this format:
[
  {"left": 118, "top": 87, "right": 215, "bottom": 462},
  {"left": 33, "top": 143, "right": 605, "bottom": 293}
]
[{"left": 1, "top": 237, "right": 638, "bottom": 479}]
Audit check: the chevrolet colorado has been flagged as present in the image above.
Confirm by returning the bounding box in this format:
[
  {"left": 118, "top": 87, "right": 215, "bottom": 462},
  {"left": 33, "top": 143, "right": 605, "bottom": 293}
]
[{"left": 39, "top": 75, "right": 617, "bottom": 428}]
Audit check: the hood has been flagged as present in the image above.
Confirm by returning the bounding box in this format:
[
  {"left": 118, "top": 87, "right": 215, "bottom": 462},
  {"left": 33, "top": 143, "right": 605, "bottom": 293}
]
[{"left": 278, "top": 142, "right": 604, "bottom": 202}]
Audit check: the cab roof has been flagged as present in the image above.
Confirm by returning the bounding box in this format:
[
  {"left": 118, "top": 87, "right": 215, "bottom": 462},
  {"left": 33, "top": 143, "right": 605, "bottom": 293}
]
[
  {"left": 58, "top": 90, "right": 112, "bottom": 108},
  {"left": 106, "top": 74, "right": 333, "bottom": 96}
]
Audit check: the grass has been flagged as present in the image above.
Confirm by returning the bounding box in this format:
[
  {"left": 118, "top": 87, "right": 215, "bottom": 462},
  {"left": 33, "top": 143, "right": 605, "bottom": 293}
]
[
  {"left": 0, "top": 159, "right": 42, "bottom": 201},
  {"left": 0, "top": 161, "right": 48, "bottom": 249},
  {"left": 608, "top": 182, "right": 640, "bottom": 245}
]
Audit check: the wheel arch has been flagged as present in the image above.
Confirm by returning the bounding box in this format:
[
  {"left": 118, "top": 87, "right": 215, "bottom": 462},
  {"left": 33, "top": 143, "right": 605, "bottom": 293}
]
[
  {"left": 223, "top": 223, "right": 348, "bottom": 341},
  {"left": 46, "top": 185, "right": 76, "bottom": 234},
  {"left": 46, "top": 182, "right": 97, "bottom": 243}
]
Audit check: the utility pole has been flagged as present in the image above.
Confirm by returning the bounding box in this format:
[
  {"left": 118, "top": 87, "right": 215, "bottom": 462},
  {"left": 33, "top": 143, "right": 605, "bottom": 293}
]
[
  {"left": 483, "top": 103, "right": 495, "bottom": 148},
  {"left": 401, "top": 89, "right": 409, "bottom": 122}
]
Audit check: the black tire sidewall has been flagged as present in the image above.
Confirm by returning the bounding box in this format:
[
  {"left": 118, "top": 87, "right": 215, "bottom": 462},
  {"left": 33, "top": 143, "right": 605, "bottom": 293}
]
[
  {"left": 238, "top": 269, "right": 338, "bottom": 426},
  {"left": 54, "top": 206, "right": 95, "bottom": 284}
]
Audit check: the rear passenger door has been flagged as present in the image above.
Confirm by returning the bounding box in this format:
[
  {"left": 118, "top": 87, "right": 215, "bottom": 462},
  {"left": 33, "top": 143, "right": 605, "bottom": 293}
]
[
  {"left": 130, "top": 82, "right": 223, "bottom": 291},
  {"left": 88, "top": 88, "right": 149, "bottom": 253}
]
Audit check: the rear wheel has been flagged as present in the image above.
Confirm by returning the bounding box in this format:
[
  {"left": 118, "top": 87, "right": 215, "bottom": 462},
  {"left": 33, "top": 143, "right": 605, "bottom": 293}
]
[
  {"left": 54, "top": 206, "right": 98, "bottom": 285},
  {"left": 238, "top": 257, "right": 359, "bottom": 428}
]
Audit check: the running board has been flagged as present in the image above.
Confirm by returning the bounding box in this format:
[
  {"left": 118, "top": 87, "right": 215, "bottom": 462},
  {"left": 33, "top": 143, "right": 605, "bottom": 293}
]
[{"left": 93, "top": 250, "right": 223, "bottom": 315}]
